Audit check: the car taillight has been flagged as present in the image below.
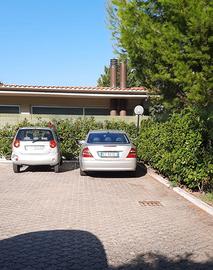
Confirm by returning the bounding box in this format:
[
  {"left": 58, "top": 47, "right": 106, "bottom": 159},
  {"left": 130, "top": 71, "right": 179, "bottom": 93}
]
[
  {"left": 127, "top": 148, "right": 137, "bottom": 158},
  {"left": 13, "top": 139, "right": 20, "bottom": 148},
  {"left": 50, "top": 140, "right": 57, "bottom": 148},
  {"left": 82, "top": 147, "right": 93, "bottom": 158}
]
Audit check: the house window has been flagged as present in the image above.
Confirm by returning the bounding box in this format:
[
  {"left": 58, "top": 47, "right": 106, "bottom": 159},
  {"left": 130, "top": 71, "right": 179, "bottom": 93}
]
[
  {"left": 84, "top": 108, "right": 109, "bottom": 116},
  {"left": 32, "top": 106, "right": 83, "bottom": 115},
  {"left": 0, "top": 105, "right": 20, "bottom": 114}
]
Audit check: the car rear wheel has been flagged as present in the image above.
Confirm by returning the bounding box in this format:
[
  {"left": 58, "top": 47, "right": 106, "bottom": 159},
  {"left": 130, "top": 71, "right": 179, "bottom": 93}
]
[
  {"left": 54, "top": 164, "right": 60, "bottom": 173},
  {"left": 13, "top": 164, "right": 21, "bottom": 173},
  {"left": 80, "top": 169, "right": 87, "bottom": 176}
]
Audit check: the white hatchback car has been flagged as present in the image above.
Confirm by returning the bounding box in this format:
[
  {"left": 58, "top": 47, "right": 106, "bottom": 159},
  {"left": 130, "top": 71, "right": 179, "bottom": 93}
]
[
  {"left": 11, "top": 127, "right": 62, "bottom": 173},
  {"left": 79, "top": 130, "right": 137, "bottom": 176}
]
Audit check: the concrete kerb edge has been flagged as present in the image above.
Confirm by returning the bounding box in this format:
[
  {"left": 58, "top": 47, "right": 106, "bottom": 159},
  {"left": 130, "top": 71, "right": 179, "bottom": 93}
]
[
  {"left": 143, "top": 164, "right": 213, "bottom": 217},
  {"left": 0, "top": 158, "right": 12, "bottom": 164}
]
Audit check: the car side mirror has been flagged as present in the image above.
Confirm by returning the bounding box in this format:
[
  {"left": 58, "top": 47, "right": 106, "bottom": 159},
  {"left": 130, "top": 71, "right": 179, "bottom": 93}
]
[{"left": 78, "top": 140, "right": 85, "bottom": 145}]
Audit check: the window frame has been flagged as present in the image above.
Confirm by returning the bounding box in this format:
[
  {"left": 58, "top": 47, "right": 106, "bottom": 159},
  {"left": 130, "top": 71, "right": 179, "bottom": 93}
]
[
  {"left": 31, "top": 105, "right": 110, "bottom": 116},
  {"left": 0, "top": 104, "right": 20, "bottom": 114},
  {"left": 31, "top": 105, "right": 83, "bottom": 115}
]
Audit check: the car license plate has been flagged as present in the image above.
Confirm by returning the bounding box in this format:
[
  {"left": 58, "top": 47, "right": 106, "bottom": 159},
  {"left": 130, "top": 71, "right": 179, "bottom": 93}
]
[
  {"left": 98, "top": 151, "right": 119, "bottom": 158},
  {"left": 25, "top": 145, "right": 44, "bottom": 151}
]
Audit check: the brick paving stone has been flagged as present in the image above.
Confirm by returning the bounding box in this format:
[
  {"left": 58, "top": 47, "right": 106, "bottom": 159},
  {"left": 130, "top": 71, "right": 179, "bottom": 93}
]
[{"left": 0, "top": 162, "right": 213, "bottom": 269}]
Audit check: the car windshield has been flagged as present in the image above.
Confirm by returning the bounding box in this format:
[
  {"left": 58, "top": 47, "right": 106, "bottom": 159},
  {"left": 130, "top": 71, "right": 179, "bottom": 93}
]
[
  {"left": 16, "top": 129, "right": 54, "bottom": 142},
  {"left": 87, "top": 132, "right": 130, "bottom": 144}
]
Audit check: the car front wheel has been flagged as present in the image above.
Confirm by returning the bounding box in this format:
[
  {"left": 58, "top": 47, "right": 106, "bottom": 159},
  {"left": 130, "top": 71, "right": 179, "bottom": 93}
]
[
  {"left": 80, "top": 169, "right": 87, "bottom": 176},
  {"left": 13, "top": 164, "right": 21, "bottom": 173}
]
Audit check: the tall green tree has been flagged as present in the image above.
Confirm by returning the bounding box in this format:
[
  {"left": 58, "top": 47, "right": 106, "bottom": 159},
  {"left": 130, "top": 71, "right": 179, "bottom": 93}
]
[
  {"left": 97, "top": 66, "right": 111, "bottom": 87},
  {"left": 97, "top": 63, "right": 142, "bottom": 87},
  {"left": 108, "top": 0, "right": 213, "bottom": 109}
]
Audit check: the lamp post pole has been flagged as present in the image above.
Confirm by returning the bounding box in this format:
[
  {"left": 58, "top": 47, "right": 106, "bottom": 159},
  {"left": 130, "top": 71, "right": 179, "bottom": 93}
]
[
  {"left": 134, "top": 105, "right": 144, "bottom": 136},
  {"left": 137, "top": 114, "right": 140, "bottom": 135}
]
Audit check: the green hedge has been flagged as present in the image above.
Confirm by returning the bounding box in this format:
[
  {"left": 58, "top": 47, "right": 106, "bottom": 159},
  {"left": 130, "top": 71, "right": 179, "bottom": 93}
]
[
  {"left": 1, "top": 113, "right": 212, "bottom": 191},
  {"left": 137, "top": 109, "right": 213, "bottom": 191},
  {"left": 0, "top": 117, "right": 137, "bottom": 160}
]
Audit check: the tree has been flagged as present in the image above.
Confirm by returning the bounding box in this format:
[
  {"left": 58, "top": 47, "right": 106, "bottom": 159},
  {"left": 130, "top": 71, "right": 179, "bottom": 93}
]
[
  {"left": 97, "top": 63, "right": 142, "bottom": 87},
  {"left": 97, "top": 66, "right": 111, "bottom": 87},
  {"left": 108, "top": 0, "right": 213, "bottom": 110}
]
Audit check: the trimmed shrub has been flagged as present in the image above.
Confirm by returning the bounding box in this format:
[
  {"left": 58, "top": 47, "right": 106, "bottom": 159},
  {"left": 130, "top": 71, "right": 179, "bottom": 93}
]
[
  {"left": 137, "top": 109, "right": 213, "bottom": 191},
  {"left": 0, "top": 117, "right": 137, "bottom": 160},
  {"left": 54, "top": 117, "right": 103, "bottom": 159},
  {"left": 1, "top": 112, "right": 211, "bottom": 191}
]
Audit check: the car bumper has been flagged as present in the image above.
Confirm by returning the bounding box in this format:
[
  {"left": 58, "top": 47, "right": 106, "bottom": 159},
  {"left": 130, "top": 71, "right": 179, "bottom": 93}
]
[
  {"left": 80, "top": 158, "right": 137, "bottom": 172},
  {"left": 11, "top": 153, "right": 60, "bottom": 166}
]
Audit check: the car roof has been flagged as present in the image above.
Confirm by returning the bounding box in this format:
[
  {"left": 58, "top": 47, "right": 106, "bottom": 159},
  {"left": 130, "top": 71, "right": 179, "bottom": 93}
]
[
  {"left": 88, "top": 130, "right": 127, "bottom": 134},
  {"left": 18, "top": 127, "right": 53, "bottom": 131}
]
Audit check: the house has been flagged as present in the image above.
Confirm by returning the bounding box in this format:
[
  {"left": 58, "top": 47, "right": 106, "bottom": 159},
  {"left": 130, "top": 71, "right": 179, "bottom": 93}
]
[{"left": 0, "top": 60, "right": 150, "bottom": 117}]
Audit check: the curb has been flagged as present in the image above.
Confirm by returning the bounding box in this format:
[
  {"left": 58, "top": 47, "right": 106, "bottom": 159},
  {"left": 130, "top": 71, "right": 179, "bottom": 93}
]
[
  {"left": 146, "top": 166, "right": 213, "bottom": 217},
  {"left": 0, "top": 159, "right": 12, "bottom": 164}
]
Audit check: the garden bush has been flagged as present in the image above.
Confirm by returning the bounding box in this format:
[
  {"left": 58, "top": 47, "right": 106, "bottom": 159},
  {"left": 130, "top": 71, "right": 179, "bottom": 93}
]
[
  {"left": 0, "top": 117, "right": 137, "bottom": 160},
  {"left": 1, "top": 112, "right": 212, "bottom": 191},
  {"left": 137, "top": 109, "right": 213, "bottom": 191}
]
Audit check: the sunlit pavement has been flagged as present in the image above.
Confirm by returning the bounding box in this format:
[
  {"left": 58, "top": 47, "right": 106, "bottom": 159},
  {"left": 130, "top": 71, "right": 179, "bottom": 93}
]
[{"left": 0, "top": 162, "right": 213, "bottom": 270}]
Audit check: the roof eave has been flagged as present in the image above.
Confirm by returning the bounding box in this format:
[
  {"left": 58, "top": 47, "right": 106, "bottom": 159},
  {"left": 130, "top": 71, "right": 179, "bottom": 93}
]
[
  {"left": 0, "top": 84, "right": 148, "bottom": 95},
  {"left": 0, "top": 90, "right": 150, "bottom": 99}
]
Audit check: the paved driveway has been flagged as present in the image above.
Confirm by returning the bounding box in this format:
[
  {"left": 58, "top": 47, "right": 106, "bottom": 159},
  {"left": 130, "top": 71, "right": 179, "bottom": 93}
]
[{"left": 0, "top": 162, "right": 212, "bottom": 270}]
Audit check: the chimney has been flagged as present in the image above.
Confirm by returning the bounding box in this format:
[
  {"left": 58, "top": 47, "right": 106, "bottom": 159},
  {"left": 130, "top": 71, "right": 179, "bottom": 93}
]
[
  {"left": 120, "top": 60, "right": 127, "bottom": 89},
  {"left": 110, "top": 59, "right": 118, "bottom": 88}
]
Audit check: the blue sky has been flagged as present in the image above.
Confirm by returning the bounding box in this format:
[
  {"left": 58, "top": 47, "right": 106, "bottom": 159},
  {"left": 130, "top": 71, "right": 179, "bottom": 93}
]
[{"left": 0, "top": 0, "right": 114, "bottom": 86}]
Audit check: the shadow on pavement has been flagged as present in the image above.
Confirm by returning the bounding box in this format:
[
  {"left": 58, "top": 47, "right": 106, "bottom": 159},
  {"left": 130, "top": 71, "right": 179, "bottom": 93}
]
[
  {"left": 88, "top": 163, "right": 147, "bottom": 179},
  {"left": 60, "top": 160, "right": 80, "bottom": 172},
  {"left": 20, "top": 160, "right": 79, "bottom": 173},
  {"left": 19, "top": 161, "right": 146, "bottom": 177},
  {"left": 0, "top": 230, "right": 107, "bottom": 270},
  {"left": 115, "top": 252, "right": 213, "bottom": 270},
  {"left": 0, "top": 230, "right": 212, "bottom": 270}
]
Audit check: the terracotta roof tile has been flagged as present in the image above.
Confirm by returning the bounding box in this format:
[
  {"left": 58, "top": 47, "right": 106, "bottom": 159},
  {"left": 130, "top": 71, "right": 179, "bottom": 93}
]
[{"left": 0, "top": 83, "right": 147, "bottom": 95}]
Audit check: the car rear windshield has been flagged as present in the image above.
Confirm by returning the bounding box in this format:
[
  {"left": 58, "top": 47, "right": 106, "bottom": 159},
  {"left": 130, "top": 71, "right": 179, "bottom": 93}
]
[
  {"left": 16, "top": 129, "right": 54, "bottom": 142},
  {"left": 87, "top": 133, "right": 130, "bottom": 144}
]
